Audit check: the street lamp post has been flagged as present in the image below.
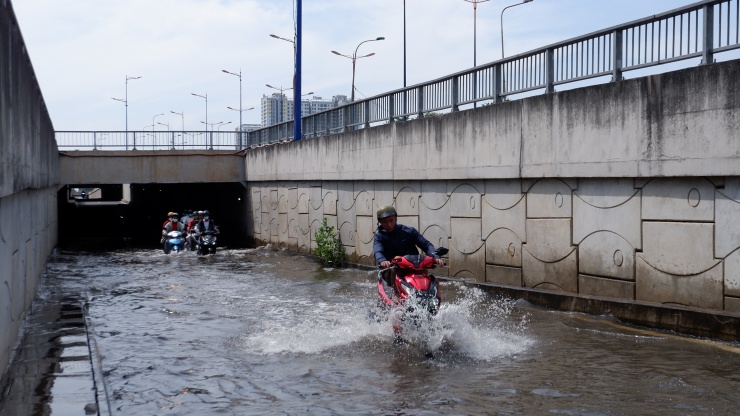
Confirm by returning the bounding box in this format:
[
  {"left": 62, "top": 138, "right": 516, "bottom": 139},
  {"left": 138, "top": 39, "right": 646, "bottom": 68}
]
[
  {"left": 152, "top": 113, "right": 164, "bottom": 131},
  {"left": 171, "top": 110, "right": 184, "bottom": 149},
  {"left": 170, "top": 110, "right": 184, "bottom": 131},
  {"left": 403, "top": 1, "right": 407, "bottom": 119},
  {"left": 270, "top": 33, "right": 303, "bottom": 140},
  {"left": 228, "top": 106, "right": 255, "bottom": 147},
  {"left": 217, "top": 121, "right": 232, "bottom": 131},
  {"left": 200, "top": 121, "right": 223, "bottom": 149},
  {"left": 111, "top": 75, "right": 141, "bottom": 149},
  {"left": 501, "top": 0, "right": 533, "bottom": 59},
  {"left": 227, "top": 106, "right": 255, "bottom": 114},
  {"left": 191, "top": 92, "right": 208, "bottom": 131},
  {"left": 266, "top": 84, "right": 292, "bottom": 124},
  {"left": 462, "top": 0, "right": 490, "bottom": 108},
  {"left": 222, "top": 69, "right": 243, "bottom": 148},
  {"left": 462, "top": 0, "right": 490, "bottom": 69},
  {"left": 331, "top": 36, "right": 385, "bottom": 102},
  {"left": 299, "top": 91, "right": 314, "bottom": 115}
]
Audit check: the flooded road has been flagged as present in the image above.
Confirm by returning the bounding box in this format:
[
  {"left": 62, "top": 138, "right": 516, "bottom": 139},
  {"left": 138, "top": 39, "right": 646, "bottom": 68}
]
[{"left": 39, "top": 248, "right": 740, "bottom": 415}]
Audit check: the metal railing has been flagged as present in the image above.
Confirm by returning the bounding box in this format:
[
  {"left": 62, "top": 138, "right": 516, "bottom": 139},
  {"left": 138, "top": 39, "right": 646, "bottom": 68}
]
[
  {"left": 57, "top": 0, "right": 740, "bottom": 151},
  {"left": 55, "top": 131, "right": 247, "bottom": 151}
]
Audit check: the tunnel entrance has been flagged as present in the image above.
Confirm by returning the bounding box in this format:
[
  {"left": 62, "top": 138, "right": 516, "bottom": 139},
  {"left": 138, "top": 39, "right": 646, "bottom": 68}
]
[{"left": 57, "top": 182, "right": 249, "bottom": 249}]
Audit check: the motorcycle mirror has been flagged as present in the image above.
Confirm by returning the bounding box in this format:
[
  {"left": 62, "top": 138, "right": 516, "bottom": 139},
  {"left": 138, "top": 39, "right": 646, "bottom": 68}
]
[{"left": 435, "top": 247, "right": 449, "bottom": 256}]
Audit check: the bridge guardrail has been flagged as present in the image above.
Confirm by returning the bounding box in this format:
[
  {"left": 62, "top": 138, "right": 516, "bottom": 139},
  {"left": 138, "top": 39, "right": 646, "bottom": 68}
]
[
  {"left": 55, "top": 131, "right": 247, "bottom": 151},
  {"left": 57, "top": 0, "right": 739, "bottom": 151}
]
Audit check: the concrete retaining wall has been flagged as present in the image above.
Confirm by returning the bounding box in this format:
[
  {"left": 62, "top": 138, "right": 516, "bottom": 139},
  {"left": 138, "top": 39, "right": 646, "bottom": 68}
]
[
  {"left": 247, "top": 178, "right": 740, "bottom": 314},
  {"left": 246, "top": 60, "right": 740, "bottom": 182},
  {"left": 1, "top": 2, "right": 59, "bottom": 377}
]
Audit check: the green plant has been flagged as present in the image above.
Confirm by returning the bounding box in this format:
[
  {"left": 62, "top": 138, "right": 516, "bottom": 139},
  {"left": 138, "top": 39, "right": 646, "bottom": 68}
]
[{"left": 313, "top": 217, "right": 346, "bottom": 267}]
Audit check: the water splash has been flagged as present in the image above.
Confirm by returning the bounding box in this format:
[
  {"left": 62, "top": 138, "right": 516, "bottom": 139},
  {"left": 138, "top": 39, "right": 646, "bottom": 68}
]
[{"left": 244, "top": 279, "right": 533, "bottom": 361}]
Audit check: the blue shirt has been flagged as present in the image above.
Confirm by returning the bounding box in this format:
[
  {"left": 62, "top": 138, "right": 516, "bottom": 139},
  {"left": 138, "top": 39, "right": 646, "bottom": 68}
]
[{"left": 373, "top": 223, "right": 439, "bottom": 264}]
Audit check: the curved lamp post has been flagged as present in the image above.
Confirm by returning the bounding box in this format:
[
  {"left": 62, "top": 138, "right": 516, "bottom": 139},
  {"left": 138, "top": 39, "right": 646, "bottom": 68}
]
[
  {"left": 222, "top": 69, "right": 243, "bottom": 147},
  {"left": 270, "top": 33, "right": 305, "bottom": 140},
  {"left": 152, "top": 113, "right": 164, "bottom": 131},
  {"left": 462, "top": 0, "right": 490, "bottom": 108},
  {"left": 111, "top": 75, "right": 141, "bottom": 149},
  {"left": 171, "top": 110, "right": 185, "bottom": 149},
  {"left": 331, "top": 36, "right": 384, "bottom": 101},
  {"left": 191, "top": 92, "right": 208, "bottom": 131},
  {"left": 501, "top": 0, "right": 533, "bottom": 59}
]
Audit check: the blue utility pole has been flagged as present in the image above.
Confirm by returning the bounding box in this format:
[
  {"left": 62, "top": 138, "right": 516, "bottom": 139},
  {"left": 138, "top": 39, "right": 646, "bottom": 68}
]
[{"left": 294, "top": 0, "right": 302, "bottom": 140}]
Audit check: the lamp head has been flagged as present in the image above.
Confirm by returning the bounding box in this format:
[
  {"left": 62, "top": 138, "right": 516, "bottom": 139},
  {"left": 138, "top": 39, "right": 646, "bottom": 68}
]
[{"left": 376, "top": 37, "right": 385, "bottom": 40}]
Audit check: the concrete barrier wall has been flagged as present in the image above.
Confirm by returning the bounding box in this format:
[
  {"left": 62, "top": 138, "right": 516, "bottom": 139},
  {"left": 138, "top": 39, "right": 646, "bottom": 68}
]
[
  {"left": 246, "top": 60, "right": 740, "bottom": 182},
  {"left": 244, "top": 61, "right": 740, "bottom": 328},
  {"left": 247, "top": 177, "right": 740, "bottom": 316},
  {"left": 0, "top": 2, "right": 59, "bottom": 377}
]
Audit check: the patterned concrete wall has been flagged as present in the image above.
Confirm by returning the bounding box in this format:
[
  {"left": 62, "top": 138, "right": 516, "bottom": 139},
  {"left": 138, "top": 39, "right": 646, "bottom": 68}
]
[{"left": 248, "top": 177, "right": 740, "bottom": 314}]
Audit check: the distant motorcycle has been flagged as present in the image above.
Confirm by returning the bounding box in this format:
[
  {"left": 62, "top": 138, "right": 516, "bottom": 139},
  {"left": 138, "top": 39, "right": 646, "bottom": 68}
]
[
  {"left": 164, "top": 230, "right": 185, "bottom": 254},
  {"left": 197, "top": 230, "right": 218, "bottom": 255}
]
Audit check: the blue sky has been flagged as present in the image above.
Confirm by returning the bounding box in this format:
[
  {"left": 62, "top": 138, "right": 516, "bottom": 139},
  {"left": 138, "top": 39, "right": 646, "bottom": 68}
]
[{"left": 11, "top": 0, "right": 706, "bottom": 131}]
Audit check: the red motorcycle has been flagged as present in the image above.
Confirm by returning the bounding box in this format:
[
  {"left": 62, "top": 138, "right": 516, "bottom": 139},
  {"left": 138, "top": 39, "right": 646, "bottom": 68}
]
[{"left": 377, "top": 247, "right": 448, "bottom": 335}]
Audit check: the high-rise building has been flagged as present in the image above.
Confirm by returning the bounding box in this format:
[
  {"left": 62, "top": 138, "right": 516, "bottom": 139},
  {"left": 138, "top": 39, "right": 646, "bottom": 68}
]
[
  {"left": 260, "top": 94, "right": 350, "bottom": 133},
  {"left": 234, "top": 123, "right": 262, "bottom": 148}
]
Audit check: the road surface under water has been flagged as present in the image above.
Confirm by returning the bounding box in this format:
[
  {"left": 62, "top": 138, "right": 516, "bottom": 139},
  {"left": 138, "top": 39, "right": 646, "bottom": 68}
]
[{"left": 39, "top": 248, "right": 740, "bottom": 415}]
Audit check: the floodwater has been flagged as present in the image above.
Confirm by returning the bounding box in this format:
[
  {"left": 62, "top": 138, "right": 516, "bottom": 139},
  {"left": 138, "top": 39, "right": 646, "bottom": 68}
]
[{"left": 38, "top": 247, "right": 740, "bottom": 415}]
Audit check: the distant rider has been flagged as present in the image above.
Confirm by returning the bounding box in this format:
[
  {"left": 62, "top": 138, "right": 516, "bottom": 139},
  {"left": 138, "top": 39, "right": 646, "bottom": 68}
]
[
  {"left": 194, "top": 210, "right": 220, "bottom": 237},
  {"left": 180, "top": 210, "right": 193, "bottom": 230},
  {"left": 162, "top": 212, "right": 182, "bottom": 251},
  {"left": 186, "top": 211, "right": 203, "bottom": 250},
  {"left": 161, "top": 212, "right": 178, "bottom": 244}
]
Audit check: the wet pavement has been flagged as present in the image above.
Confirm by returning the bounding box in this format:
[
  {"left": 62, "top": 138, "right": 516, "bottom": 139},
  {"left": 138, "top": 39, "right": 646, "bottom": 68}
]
[
  {"left": 0, "top": 292, "right": 107, "bottom": 416},
  {"left": 3, "top": 247, "right": 740, "bottom": 415}
]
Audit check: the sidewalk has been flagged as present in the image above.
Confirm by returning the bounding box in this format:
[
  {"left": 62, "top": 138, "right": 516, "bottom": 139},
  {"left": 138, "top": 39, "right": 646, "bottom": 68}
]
[{"left": 0, "top": 290, "right": 108, "bottom": 416}]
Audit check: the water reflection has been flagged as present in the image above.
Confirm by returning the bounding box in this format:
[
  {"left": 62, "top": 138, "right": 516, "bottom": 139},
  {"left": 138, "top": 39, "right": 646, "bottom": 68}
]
[{"left": 39, "top": 247, "right": 740, "bottom": 415}]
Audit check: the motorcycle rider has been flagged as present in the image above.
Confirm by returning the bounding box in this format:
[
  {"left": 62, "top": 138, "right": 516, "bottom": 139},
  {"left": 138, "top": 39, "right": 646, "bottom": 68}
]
[
  {"left": 162, "top": 212, "right": 182, "bottom": 252},
  {"left": 186, "top": 211, "right": 202, "bottom": 251},
  {"left": 180, "top": 210, "right": 193, "bottom": 230},
  {"left": 373, "top": 205, "right": 444, "bottom": 284},
  {"left": 194, "top": 210, "right": 219, "bottom": 253},
  {"left": 194, "top": 210, "right": 219, "bottom": 236}
]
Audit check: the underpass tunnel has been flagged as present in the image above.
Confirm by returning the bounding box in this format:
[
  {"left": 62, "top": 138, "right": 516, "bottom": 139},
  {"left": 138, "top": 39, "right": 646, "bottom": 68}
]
[{"left": 57, "top": 182, "right": 249, "bottom": 249}]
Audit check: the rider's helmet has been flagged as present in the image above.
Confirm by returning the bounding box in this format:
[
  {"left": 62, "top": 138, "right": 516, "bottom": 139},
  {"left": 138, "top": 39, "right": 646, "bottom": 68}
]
[
  {"left": 202, "top": 210, "right": 210, "bottom": 218},
  {"left": 171, "top": 212, "right": 179, "bottom": 218},
  {"left": 167, "top": 211, "right": 175, "bottom": 217},
  {"left": 376, "top": 205, "right": 397, "bottom": 221}
]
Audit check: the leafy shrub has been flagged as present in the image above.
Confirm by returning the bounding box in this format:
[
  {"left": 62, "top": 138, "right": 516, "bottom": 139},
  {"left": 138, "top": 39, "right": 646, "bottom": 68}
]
[{"left": 313, "top": 218, "right": 346, "bottom": 267}]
